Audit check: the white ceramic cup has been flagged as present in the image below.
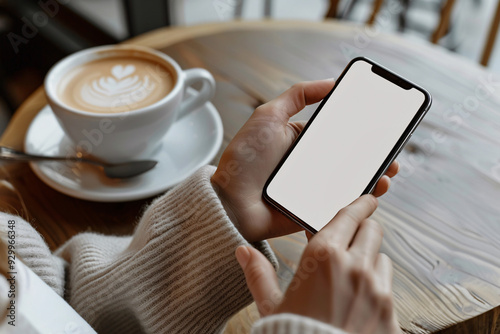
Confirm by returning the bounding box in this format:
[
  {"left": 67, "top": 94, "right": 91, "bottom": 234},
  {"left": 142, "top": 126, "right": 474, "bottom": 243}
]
[{"left": 45, "top": 45, "right": 216, "bottom": 163}]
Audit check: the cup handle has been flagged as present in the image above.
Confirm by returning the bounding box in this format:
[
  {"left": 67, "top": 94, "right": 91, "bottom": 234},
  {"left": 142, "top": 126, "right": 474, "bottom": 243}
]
[{"left": 178, "top": 68, "right": 216, "bottom": 119}]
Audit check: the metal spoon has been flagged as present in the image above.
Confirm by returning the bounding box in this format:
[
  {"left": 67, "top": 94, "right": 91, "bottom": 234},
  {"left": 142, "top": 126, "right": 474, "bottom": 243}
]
[{"left": 0, "top": 146, "right": 158, "bottom": 179}]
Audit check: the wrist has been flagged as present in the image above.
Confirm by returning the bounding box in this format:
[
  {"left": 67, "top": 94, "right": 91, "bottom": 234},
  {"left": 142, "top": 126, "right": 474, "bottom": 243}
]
[{"left": 210, "top": 173, "right": 243, "bottom": 238}]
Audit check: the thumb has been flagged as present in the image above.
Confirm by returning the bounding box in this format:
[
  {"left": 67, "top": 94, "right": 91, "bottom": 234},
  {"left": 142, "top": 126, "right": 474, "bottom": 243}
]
[
  {"left": 236, "top": 245, "right": 282, "bottom": 316},
  {"left": 291, "top": 120, "right": 307, "bottom": 133},
  {"left": 287, "top": 120, "right": 307, "bottom": 142}
]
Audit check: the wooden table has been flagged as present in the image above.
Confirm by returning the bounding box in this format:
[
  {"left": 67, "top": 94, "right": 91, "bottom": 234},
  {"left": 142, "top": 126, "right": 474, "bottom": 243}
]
[{"left": 2, "top": 20, "right": 500, "bottom": 334}]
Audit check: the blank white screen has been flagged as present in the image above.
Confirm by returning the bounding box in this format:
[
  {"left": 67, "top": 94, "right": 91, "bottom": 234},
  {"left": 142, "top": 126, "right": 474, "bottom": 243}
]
[{"left": 266, "top": 60, "right": 425, "bottom": 232}]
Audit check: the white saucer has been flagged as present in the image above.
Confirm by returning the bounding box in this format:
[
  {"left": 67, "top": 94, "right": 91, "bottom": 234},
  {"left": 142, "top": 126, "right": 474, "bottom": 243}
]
[{"left": 24, "top": 96, "right": 223, "bottom": 202}]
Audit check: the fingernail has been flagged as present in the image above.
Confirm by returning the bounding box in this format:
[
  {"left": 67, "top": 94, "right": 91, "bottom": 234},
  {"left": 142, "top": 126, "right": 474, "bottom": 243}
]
[{"left": 235, "top": 246, "right": 250, "bottom": 270}]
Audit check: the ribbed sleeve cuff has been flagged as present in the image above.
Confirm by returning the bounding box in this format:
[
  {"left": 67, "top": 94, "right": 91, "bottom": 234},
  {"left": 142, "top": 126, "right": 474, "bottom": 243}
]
[
  {"left": 0, "top": 212, "right": 65, "bottom": 296},
  {"left": 252, "top": 314, "right": 349, "bottom": 334},
  {"left": 133, "top": 165, "right": 278, "bottom": 332},
  {"left": 56, "top": 165, "right": 277, "bottom": 334}
]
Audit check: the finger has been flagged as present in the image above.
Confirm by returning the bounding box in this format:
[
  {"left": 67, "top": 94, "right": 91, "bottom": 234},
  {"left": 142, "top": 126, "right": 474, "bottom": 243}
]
[
  {"left": 372, "top": 175, "right": 390, "bottom": 197},
  {"left": 373, "top": 254, "right": 399, "bottom": 334},
  {"left": 343, "top": 248, "right": 387, "bottom": 333},
  {"left": 374, "top": 253, "right": 394, "bottom": 304},
  {"left": 349, "top": 219, "right": 384, "bottom": 263},
  {"left": 255, "top": 79, "right": 335, "bottom": 120},
  {"left": 384, "top": 161, "right": 400, "bottom": 178},
  {"left": 318, "top": 195, "right": 378, "bottom": 249},
  {"left": 343, "top": 272, "right": 375, "bottom": 334},
  {"left": 235, "top": 246, "right": 282, "bottom": 316},
  {"left": 286, "top": 120, "right": 307, "bottom": 139}
]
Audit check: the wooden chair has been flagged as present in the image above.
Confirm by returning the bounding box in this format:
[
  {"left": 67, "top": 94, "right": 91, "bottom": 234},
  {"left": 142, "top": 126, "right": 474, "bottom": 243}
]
[
  {"left": 326, "top": 0, "right": 385, "bottom": 25},
  {"left": 431, "top": 0, "right": 456, "bottom": 44},
  {"left": 327, "top": 0, "right": 385, "bottom": 25},
  {"left": 432, "top": 0, "right": 500, "bottom": 66},
  {"left": 236, "top": 0, "right": 384, "bottom": 25},
  {"left": 480, "top": 0, "right": 500, "bottom": 66}
]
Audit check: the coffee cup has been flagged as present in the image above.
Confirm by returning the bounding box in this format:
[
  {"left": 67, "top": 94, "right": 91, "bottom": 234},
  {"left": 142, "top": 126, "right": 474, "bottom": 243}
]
[{"left": 45, "top": 45, "right": 216, "bottom": 163}]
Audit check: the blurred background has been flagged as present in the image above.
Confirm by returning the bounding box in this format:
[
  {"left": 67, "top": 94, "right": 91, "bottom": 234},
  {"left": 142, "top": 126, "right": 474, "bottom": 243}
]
[{"left": 0, "top": 0, "right": 499, "bottom": 134}]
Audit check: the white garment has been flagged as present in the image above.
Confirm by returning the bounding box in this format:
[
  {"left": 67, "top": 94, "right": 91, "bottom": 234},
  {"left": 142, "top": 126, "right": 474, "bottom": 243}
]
[{"left": 0, "top": 166, "right": 347, "bottom": 334}]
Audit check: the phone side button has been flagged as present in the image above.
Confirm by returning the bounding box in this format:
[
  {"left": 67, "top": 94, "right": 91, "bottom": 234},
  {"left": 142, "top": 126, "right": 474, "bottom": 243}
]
[{"left": 397, "top": 134, "right": 413, "bottom": 155}]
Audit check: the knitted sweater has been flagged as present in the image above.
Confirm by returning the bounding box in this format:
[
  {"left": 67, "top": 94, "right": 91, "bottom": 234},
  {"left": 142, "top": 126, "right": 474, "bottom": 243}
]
[{"left": 0, "top": 166, "right": 347, "bottom": 334}]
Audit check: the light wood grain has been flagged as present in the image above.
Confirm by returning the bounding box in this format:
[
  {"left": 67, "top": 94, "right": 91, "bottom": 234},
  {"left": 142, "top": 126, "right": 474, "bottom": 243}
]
[{"left": 2, "top": 20, "right": 500, "bottom": 333}]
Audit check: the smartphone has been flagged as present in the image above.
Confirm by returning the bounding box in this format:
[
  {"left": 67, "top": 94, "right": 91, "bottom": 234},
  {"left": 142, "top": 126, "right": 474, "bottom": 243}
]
[{"left": 263, "top": 57, "right": 432, "bottom": 234}]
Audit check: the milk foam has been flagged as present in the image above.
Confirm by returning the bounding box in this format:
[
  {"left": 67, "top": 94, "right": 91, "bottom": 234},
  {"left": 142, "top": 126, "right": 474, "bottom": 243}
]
[
  {"left": 80, "top": 65, "right": 156, "bottom": 108},
  {"left": 57, "top": 56, "right": 175, "bottom": 113}
]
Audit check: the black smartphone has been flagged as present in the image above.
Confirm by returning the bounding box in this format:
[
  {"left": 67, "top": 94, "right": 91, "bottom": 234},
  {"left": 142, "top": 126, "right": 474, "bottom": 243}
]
[{"left": 263, "top": 57, "right": 432, "bottom": 234}]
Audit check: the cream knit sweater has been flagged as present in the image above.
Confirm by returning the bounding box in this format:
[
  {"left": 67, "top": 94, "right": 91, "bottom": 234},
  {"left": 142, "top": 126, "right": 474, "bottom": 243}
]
[{"left": 0, "top": 166, "right": 347, "bottom": 334}]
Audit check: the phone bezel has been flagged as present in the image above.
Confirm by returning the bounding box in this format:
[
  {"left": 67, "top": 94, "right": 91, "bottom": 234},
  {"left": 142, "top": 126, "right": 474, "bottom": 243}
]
[{"left": 263, "top": 56, "right": 432, "bottom": 234}]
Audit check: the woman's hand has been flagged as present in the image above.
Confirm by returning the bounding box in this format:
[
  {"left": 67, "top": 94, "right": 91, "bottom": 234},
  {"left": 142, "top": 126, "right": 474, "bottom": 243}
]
[
  {"left": 236, "top": 195, "right": 401, "bottom": 334},
  {"left": 212, "top": 80, "right": 399, "bottom": 242}
]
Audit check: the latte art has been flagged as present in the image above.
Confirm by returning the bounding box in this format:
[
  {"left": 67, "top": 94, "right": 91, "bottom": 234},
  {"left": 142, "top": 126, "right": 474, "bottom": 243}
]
[
  {"left": 80, "top": 65, "right": 157, "bottom": 108},
  {"left": 58, "top": 56, "right": 176, "bottom": 113}
]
